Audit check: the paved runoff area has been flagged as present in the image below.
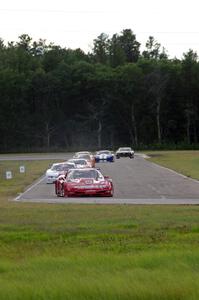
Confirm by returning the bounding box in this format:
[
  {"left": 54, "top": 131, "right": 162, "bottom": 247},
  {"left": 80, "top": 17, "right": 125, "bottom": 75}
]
[{"left": 5, "top": 153, "right": 199, "bottom": 204}]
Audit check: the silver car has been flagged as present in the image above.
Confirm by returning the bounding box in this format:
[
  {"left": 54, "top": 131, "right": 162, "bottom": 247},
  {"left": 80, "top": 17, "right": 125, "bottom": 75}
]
[{"left": 46, "top": 162, "right": 75, "bottom": 183}]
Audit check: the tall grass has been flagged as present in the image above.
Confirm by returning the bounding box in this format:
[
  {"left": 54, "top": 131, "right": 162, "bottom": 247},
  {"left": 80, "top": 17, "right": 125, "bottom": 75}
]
[
  {"left": 0, "top": 250, "right": 199, "bottom": 300},
  {"left": 147, "top": 150, "right": 199, "bottom": 180},
  {"left": 0, "top": 203, "right": 198, "bottom": 299}
]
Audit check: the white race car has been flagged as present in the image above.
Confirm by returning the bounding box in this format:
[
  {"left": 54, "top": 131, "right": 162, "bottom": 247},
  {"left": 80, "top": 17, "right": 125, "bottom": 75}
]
[
  {"left": 46, "top": 162, "right": 75, "bottom": 183},
  {"left": 115, "top": 147, "right": 134, "bottom": 159}
]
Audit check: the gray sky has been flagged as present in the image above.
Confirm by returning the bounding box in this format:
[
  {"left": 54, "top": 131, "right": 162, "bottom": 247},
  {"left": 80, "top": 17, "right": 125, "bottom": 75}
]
[{"left": 0, "top": 0, "right": 199, "bottom": 58}]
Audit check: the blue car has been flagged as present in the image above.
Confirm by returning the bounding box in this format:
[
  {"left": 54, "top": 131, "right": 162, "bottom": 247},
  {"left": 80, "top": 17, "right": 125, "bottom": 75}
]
[{"left": 95, "top": 150, "right": 115, "bottom": 163}]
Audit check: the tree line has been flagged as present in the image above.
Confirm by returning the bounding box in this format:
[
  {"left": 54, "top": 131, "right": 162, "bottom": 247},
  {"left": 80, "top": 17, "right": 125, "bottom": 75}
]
[{"left": 0, "top": 30, "right": 199, "bottom": 152}]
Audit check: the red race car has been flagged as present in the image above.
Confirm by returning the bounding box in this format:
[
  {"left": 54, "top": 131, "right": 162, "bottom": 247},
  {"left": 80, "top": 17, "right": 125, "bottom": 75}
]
[{"left": 55, "top": 168, "right": 114, "bottom": 197}]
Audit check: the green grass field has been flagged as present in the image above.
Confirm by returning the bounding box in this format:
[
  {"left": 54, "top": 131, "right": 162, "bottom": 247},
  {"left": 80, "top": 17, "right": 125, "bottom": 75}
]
[
  {"left": 147, "top": 150, "right": 199, "bottom": 180},
  {"left": 0, "top": 152, "right": 199, "bottom": 299}
]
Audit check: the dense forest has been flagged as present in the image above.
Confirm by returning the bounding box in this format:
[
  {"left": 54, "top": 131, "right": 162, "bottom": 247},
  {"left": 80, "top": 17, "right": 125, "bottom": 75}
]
[{"left": 0, "top": 29, "right": 199, "bottom": 152}]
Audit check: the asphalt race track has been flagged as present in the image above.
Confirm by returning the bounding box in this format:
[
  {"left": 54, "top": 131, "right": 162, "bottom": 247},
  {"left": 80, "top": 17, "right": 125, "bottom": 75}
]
[{"left": 10, "top": 153, "right": 199, "bottom": 204}]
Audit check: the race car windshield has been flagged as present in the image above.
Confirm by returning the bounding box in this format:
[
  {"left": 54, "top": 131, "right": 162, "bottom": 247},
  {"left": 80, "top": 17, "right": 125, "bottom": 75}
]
[
  {"left": 77, "top": 152, "right": 90, "bottom": 155},
  {"left": 62, "top": 164, "right": 75, "bottom": 171},
  {"left": 119, "top": 148, "right": 131, "bottom": 151},
  {"left": 74, "top": 159, "right": 87, "bottom": 165},
  {"left": 51, "top": 165, "right": 64, "bottom": 171},
  {"left": 98, "top": 151, "right": 110, "bottom": 154},
  {"left": 68, "top": 169, "right": 100, "bottom": 180},
  {"left": 77, "top": 155, "right": 90, "bottom": 160}
]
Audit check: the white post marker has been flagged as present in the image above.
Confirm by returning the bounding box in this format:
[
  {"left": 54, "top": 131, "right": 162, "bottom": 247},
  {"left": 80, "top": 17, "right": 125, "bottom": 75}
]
[
  {"left": 6, "top": 171, "right": 12, "bottom": 179},
  {"left": 19, "top": 166, "right": 25, "bottom": 173}
]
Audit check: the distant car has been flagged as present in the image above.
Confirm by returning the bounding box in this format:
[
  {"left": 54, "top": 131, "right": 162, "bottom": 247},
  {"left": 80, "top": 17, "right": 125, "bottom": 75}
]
[
  {"left": 115, "top": 147, "right": 134, "bottom": 159},
  {"left": 68, "top": 158, "right": 91, "bottom": 168},
  {"left": 74, "top": 151, "right": 92, "bottom": 158},
  {"left": 55, "top": 168, "right": 114, "bottom": 197},
  {"left": 73, "top": 153, "right": 95, "bottom": 167},
  {"left": 95, "top": 150, "right": 114, "bottom": 162},
  {"left": 45, "top": 162, "right": 75, "bottom": 183}
]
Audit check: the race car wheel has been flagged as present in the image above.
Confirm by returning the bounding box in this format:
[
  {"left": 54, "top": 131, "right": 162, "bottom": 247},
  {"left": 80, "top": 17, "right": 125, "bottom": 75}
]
[
  {"left": 57, "top": 191, "right": 61, "bottom": 197},
  {"left": 57, "top": 189, "right": 64, "bottom": 197},
  {"left": 108, "top": 187, "right": 114, "bottom": 197}
]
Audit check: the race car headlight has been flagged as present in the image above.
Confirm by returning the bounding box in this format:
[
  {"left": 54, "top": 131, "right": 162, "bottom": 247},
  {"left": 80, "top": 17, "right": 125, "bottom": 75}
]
[{"left": 101, "top": 181, "right": 110, "bottom": 187}]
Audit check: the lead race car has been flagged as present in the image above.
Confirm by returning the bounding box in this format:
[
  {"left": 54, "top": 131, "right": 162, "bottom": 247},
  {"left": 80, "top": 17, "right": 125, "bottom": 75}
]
[
  {"left": 115, "top": 147, "right": 134, "bottom": 159},
  {"left": 95, "top": 150, "right": 115, "bottom": 162},
  {"left": 55, "top": 168, "right": 114, "bottom": 197}
]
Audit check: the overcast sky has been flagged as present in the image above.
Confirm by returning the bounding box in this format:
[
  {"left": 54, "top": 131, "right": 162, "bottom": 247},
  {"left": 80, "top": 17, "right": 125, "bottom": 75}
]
[{"left": 0, "top": 0, "right": 199, "bottom": 59}]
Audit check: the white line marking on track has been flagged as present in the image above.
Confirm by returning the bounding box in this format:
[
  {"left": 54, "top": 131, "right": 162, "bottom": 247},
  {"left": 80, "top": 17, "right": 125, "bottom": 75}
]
[
  {"left": 14, "top": 175, "right": 45, "bottom": 201},
  {"left": 146, "top": 159, "right": 199, "bottom": 183},
  {"left": 13, "top": 198, "right": 199, "bottom": 204},
  {"left": 147, "top": 184, "right": 166, "bottom": 199}
]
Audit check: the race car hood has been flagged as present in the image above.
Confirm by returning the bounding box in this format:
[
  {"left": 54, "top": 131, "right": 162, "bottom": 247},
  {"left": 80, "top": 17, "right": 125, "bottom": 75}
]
[
  {"left": 116, "top": 150, "right": 134, "bottom": 154},
  {"left": 46, "top": 169, "right": 59, "bottom": 177},
  {"left": 75, "top": 164, "right": 88, "bottom": 168},
  {"left": 96, "top": 154, "right": 112, "bottom": 158},
  {"left": 68, "top": 178, "right": 95, "bottom": 184},
  {"left": 67, "top": 178, "right": 108, "bottom": 185}
]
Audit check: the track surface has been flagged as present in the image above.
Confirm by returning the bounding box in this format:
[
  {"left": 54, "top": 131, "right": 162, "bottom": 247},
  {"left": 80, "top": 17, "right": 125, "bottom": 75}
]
[{"left": 11, "top": 153, "right": 199, "bottom": 204}]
